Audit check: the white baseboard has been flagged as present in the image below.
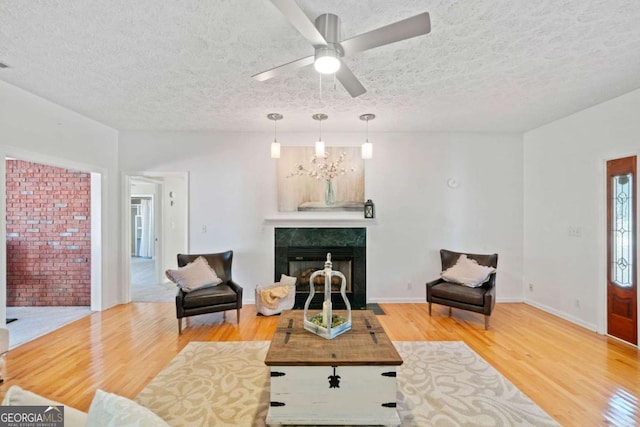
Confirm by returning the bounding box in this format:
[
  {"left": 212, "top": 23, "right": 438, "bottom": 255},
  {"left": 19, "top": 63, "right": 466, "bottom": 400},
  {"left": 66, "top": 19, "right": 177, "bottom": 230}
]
[
  {"left": 244, "top": 297, "right": 426, "bottom": 305},
  {"left": 245, "top": 296, "right": 599, "bottom": 334},
  {"left": 366, "top": 297, "right": 424, "bottom": 303},
  {"left": 368, "top": 297, "right": 524, "bottom": 304},
  {"left": 524, "top": 299, "right": 598, "bottom": 332},
  {"left": 496, "top": 297, "right": 523, "bottom": 303},
  {"left": 364, "top": 297, "right": 600, "bottom": 335},
  {"left": 246, "top": 297, "right": 529, "bottom": 305}
]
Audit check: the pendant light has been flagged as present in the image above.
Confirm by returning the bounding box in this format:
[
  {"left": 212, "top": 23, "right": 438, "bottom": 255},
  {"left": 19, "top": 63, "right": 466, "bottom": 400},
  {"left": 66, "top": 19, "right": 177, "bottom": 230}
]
[
  {"left": 267, "top": 113, "right": 283, "bottom": 159},
  {"left": 360, "top": 113, "right": 375, "bottom": 159},
  {"left": 313, "top": 113, "right": 328, "bottom": 158}
]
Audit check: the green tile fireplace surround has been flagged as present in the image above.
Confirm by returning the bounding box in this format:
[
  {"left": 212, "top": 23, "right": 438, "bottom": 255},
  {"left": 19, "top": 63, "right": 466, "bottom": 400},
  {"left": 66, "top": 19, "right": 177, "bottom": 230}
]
[{"left": 274, "top": 227, "right": 366, "bottom": 310}]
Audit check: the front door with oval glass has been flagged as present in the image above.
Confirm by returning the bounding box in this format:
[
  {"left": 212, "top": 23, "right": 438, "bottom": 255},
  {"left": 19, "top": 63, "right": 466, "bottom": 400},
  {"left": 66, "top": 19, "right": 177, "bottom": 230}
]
[{"left": 607, "top": 156, "right": 638, "bottom": 345}]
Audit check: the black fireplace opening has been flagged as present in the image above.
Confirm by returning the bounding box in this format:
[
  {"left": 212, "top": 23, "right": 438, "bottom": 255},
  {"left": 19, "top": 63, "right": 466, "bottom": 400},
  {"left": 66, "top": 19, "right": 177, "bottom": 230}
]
[
  {"left": 289, "top": 256, "right": 353, "bottom": 295},
  {"left": 274, "top": 228, "right": 366, "bottom": 310},
  {"left": 287, "top": 247, "right": 354, "bottom": 309}
]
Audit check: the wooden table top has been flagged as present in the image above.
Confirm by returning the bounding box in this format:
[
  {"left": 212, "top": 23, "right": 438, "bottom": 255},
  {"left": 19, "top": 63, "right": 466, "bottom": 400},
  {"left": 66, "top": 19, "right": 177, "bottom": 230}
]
[{"left": 265, "top": 310, "right": 403, "bottom": 366}]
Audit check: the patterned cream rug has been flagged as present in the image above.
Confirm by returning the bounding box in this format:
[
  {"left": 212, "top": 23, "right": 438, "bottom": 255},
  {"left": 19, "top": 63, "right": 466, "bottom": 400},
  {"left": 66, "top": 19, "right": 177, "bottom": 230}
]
[{"left": 136, "top": 341, "right": 559, "bottom": 427}]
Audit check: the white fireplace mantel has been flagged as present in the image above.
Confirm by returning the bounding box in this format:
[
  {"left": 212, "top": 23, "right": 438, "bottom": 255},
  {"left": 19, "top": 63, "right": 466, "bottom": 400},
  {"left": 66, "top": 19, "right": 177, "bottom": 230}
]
[{"left": 263, "top": 212, "right": 377, "bottom": 227}]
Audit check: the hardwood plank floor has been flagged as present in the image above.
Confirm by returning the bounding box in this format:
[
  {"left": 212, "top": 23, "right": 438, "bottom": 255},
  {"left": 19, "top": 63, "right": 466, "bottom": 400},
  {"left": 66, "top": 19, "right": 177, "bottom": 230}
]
[{"left": 1, "top": 302, "right": 638, "bottom": 426}]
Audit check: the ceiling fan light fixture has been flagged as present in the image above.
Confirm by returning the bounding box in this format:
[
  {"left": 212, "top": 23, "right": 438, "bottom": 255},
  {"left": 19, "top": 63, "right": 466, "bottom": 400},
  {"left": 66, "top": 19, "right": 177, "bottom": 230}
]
[
  {"left": 314, "top": 47, "right": 341, "bottom": 74},
  {"left": 253, "top": 5, "right": 430, "bottom": 98}
]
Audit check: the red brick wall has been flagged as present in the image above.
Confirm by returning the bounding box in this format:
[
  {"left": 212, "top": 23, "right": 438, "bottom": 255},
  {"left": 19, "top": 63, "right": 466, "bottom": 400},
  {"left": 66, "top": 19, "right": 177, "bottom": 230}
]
[{"left": 5, "top": 160, "right": 91, "bottom": 306}]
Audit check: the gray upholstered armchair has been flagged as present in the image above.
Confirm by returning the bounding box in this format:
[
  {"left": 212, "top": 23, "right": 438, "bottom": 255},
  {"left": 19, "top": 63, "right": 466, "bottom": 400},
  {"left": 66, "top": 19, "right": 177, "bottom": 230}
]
[
  {"left": 175, "top": 251, "right": 243, "bottom": 334},
  {"left": 425, "top": 249, "right": 498, "bottom": 329}
]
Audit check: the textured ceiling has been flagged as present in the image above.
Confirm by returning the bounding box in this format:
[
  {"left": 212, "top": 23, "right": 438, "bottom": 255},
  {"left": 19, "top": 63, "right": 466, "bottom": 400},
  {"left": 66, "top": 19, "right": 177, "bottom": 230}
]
[{"left": 1, "top": 0, "right": 640, "bottom": 133}]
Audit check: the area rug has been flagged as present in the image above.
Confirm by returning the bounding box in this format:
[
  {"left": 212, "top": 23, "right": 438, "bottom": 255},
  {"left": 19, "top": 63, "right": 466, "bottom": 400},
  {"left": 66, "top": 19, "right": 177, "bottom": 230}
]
[{"left": 136, "top": 341, "right": 559, "bottom": 427}]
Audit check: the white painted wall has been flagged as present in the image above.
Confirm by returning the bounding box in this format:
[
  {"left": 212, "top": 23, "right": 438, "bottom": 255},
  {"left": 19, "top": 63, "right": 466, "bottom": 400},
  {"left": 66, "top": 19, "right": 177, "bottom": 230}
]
[
  {"left": 160, "top": 174, "right": 189, "bottom": 274},
  {"left": 162, "top": 175, "right": 189, "bottom": 272},
  {"left": 523, "top": 88, "right": 640, "bottom": 333},
  {"left": 0, "top": 80, "right": 121, "bottom": 315},
  {"left": 120, "top": 130, "right": 524, "bottom": 304},
  {"left": 131, "top": 181, "right": 157, "bottom": 195}
]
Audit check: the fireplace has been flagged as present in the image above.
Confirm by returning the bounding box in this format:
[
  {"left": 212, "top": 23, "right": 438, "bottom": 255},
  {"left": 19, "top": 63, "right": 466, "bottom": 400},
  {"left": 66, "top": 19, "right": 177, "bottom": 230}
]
[{"left": 275, "top": 228, "right": 366, "bottom": 309}]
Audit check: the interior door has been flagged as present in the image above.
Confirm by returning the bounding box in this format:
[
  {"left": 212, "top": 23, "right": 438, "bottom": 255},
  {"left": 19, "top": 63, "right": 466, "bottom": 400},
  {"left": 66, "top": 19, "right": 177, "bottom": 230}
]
[{"left": 606, "top": 156, "right": 638, "bottom": 345}]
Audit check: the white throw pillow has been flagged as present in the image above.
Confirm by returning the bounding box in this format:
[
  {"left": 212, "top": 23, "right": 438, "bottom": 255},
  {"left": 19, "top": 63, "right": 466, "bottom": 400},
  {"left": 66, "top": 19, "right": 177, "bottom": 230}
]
[
  {"left": 1, "top": 386, "right": 88, "bottom": 427},
  {"left": 165, "top": 256, "right": 222, "bottom": 292},
  {"left": 441, "top": 254, "right": 495, "bottom": 288},
  {"left": 280, "top": 274, "right": 297, "bottom": 287},
  {"left": 87, "top": 389, "right": 170, "bottom": 427}
]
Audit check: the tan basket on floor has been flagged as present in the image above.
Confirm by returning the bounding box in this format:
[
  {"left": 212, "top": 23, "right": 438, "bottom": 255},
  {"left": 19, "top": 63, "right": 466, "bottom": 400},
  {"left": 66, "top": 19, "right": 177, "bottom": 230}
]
[{"left": 255, "top": 283, "right": 296, "bottom": 316}]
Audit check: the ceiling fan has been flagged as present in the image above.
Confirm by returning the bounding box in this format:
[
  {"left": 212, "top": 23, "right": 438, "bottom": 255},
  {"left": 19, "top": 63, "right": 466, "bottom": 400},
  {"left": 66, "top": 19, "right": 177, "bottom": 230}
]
[{"left": 252, "top": 0, "right": 431, "bottom": 98}]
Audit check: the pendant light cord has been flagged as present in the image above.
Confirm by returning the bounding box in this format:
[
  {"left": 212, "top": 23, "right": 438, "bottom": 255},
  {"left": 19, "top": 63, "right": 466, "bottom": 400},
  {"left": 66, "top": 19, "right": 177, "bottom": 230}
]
[
  {"left": 366, "top": 117, "right": 369, "bottom": 142},
  {"left": 273, "top": 117, "right": 277, "bottom": 142}
]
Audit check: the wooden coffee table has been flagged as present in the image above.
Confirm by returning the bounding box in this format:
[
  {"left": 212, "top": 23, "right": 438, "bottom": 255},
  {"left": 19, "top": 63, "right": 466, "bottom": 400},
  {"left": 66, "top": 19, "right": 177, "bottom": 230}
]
[{"left": 264, "top": 310, "right": 403, "bottom": 426}]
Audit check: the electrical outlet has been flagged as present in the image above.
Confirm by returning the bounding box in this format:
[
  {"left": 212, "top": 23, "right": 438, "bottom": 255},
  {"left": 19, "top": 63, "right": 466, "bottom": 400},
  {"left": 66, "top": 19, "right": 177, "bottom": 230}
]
[
  {"left": 575, "top": 299, "right": 580, "bottom": 308},
  {"left": 529, "top": 283, "right": 533, "bottom": 291},
  {"left": 407, "top": 282, "right": 413, "bottom": 290},
  {"left": 201, "top": 225, "right": 207, "bottom": 233},
  {"left": 568, "top": 226, "right": 583, "bottom": 237}
]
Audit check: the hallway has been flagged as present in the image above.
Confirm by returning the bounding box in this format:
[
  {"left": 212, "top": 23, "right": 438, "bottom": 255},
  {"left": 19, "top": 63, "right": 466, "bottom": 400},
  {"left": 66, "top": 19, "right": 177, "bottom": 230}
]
[{"left": 131, "top": 256, "right": 175, "bottom": 302}]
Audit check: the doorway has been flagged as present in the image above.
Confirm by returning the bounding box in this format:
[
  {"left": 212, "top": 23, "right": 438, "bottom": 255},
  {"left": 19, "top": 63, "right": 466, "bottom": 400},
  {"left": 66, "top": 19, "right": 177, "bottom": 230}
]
[
  {"left": 130, "top": 178, "right": 162, "bottom": 301},
  {"left": 4, "top": 157, "right": 96, "bottom": 348},
  {"left": 130, "top": 193, "right": 164, "bottom": 301},
  {"left": 127, "top": 173, "right": 188, "bottom": 303},
  {"left": 606, "top": 155, "right": 638, "bottom": 345}
]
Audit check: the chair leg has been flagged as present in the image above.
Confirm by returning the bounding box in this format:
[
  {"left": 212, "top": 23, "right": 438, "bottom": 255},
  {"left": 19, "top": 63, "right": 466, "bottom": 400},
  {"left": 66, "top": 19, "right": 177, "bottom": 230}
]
[
  {"left": 485, "top": 315, "right": 490, "bottom": 330},
  {"left": 428, "top": 302, "right": 432, "bottom": 316},
  {"left": 237, "top": 308, "right": 241, "bottom": 324},
  {"left": 448, "top": 307, "right": 452, "bottom": 317},
  {"left": 178, "top": 318, "right": 183, "bottom": 335}
]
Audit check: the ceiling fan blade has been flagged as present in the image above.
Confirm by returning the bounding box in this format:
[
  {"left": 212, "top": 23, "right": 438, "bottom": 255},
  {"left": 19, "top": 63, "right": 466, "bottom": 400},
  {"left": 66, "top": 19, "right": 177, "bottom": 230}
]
[
  {"left": 252, "top": 55, "right": 315, "bottom": 81},
  {"left": 340, "top": 12, "right": 431, "bottom": 56},
  {"left": 270, "top": 0, "right": 327, "bottom": 47},
  {"left": 336, "top": 63, "right": 366, "bottom": 98}
]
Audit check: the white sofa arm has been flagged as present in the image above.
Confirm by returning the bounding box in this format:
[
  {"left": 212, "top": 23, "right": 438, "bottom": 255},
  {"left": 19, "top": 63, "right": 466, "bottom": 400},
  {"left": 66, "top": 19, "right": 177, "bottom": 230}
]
[{"left": 2, "top": 385, "right": 88, "bottom": 427}]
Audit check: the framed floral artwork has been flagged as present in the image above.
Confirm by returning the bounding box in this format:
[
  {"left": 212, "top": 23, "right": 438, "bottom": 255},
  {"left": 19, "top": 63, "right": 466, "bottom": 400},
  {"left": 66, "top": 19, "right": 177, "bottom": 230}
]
[{"left": 277, "top": 146, "right": 364, "bottom": 212}]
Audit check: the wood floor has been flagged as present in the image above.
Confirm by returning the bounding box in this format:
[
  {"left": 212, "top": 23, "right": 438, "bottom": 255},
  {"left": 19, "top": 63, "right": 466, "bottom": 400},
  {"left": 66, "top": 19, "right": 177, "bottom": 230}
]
[{"left": 1, "top": 302, "right": 638, "bottom": 426}]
